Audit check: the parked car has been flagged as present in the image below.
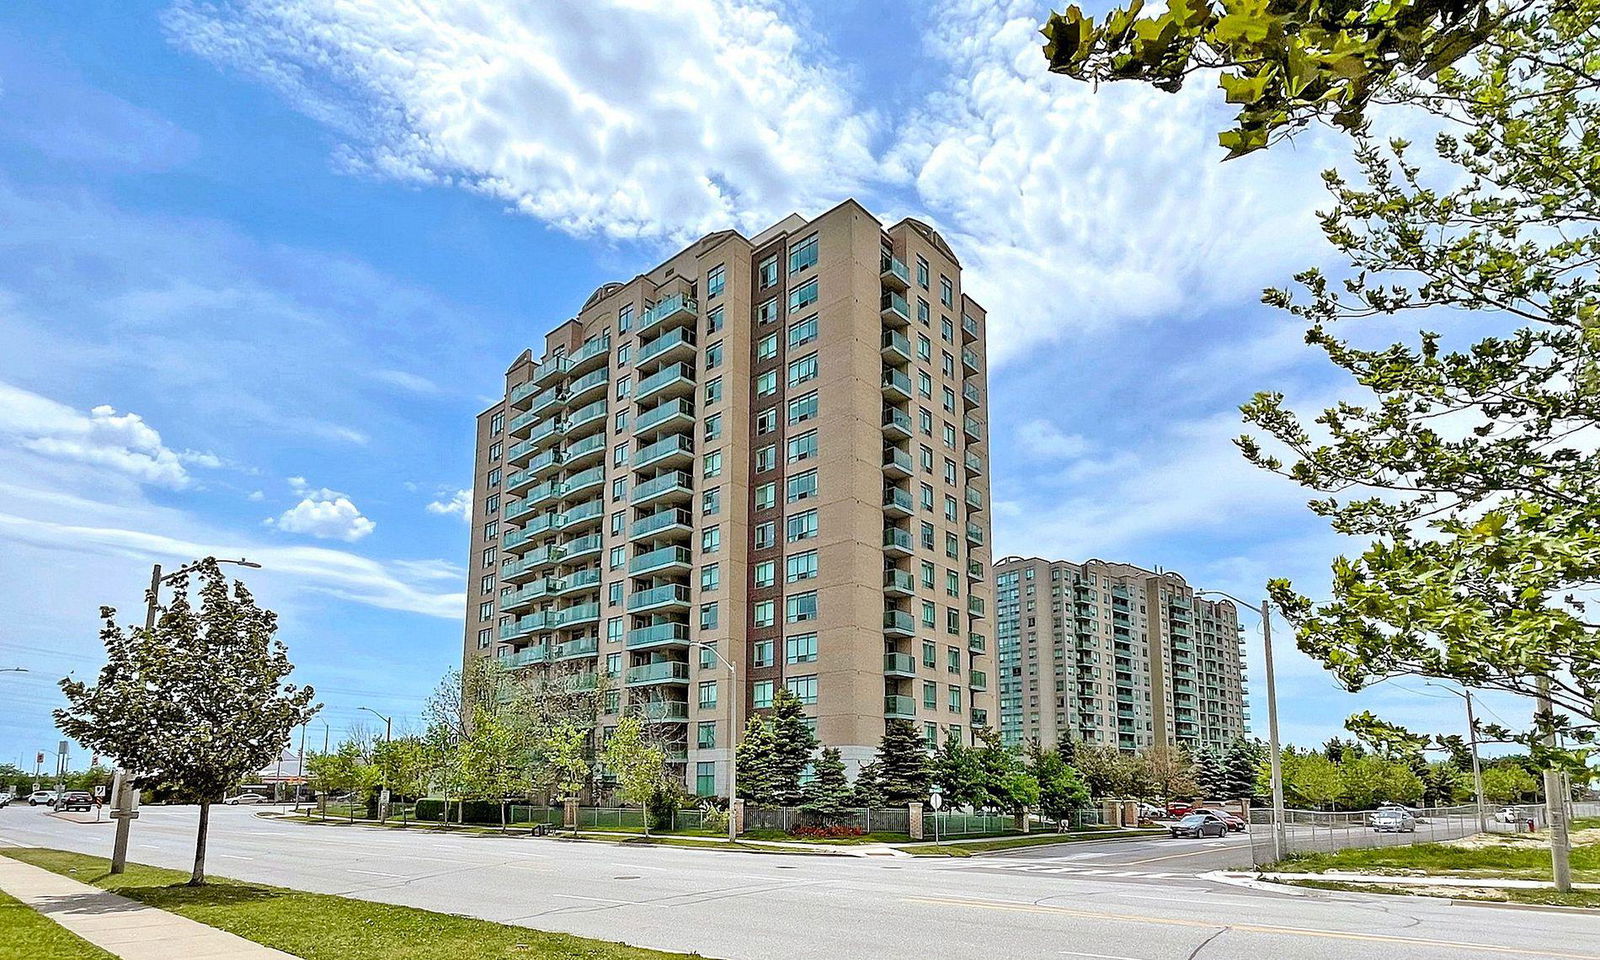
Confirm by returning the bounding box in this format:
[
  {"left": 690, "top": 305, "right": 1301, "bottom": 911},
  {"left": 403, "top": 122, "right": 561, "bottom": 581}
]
[
  {"left": 224, "top": 793, "right": 269, "bottom": 805},
  {"left": 1493, "top": 806, "right": 1526, "bottom": 824},
  {"left": 1137, "top": 802, "right": 1166, "bottom": 821},
  {"left": 55, "top": 791, "right": 94, "bottom": 812},
  {"left": 1371, "top": 808, "right": 1417, "bottom": 833},
  {"left": 1190, "top": 807, "right": 1247, "bottom": 832},
  {"left": 0, "top": 794, "right": 12, "bottom": 809},
  {"left": 1168, "top": 813, "right": 1229, "bottom": 838},
  {"left": 1165, "top": 801, "right": 1195, "bottom": 818},
  {"left": 27, "top": 790, "right": 57, "bottom": 806}
]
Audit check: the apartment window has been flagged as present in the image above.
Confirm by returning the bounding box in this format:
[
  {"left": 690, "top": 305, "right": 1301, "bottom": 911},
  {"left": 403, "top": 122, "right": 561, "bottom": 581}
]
[
  {"left": 786, "top": 633, "right": 818, "bottom": 664},
  {"left": 703, "top": 450, "right": 723, "bottom": 478},
  {"left": 944, "top": 459, "right": 958, "bottom": 485},
  {"left": 919, "top": 408, "right": 934, "bottom": 435},
  {"left": 754, "top": 600, "right": 775, "bottom": 628},
  {"left": 921, "top": 600, "right": 937, "bottom": 627},
  {"left": 946, "top": 532, "right": 959, "bottom": 558},
  {"left": 608, "top": 582, "right": 623, "bottom": 606},
  {"left": 754, "top": 639, "right": 775, "bottom": 668},
  {"left": 490, "top": 412, "right": 504, "bottom": 434},
  {"left": 706, "top": 377, "right": 723, "bottom": 404},
  {"left": 920, "top": 483, "right": 934, "bottom": 510},
  {"left": 616, "top": 343, "right": 630, "bottom": 366},
  {"left": 480, "top": 574, "right": 494, "bottom": 594},
  {"left": 614, "top": 411, "right": 628, "bottom": 433},
  {"left": 609, "top": 545, "right": 625, "bottom": 569},
  {"left": 701, "top": 563, "right": 721, "bottom": 591},
  {"left": 790, "top": 675, "right": 818, "bottom": 705},
  {"left": 757, "top": 408, "right": 777, "bottom": 435},
  {"left": 698, "top": 722, "right": 717, "bottom": 750},
  {"left": 609, "top": 512, "right": 624, "bottom": 535},
  {"left": 940, "top": 275, "right": 954, "bottom": 307},
  {"left": 483, "top": 520, "right": 498, "bottom": 540},
  {"left": 920, "top": 521, "right": 935, "bottom": 550},
  {"left": 757, "top": 444, "right": 776, "bottom": 472},
  {"left": 619, "top": 305, "right": 633, "bottom": 331},
  {"left": 700, "top": 602, "right": 719, "bottom": 630},
  {"left": 755, "top": 521, "right": 776, "bottom": 549},
  {"left": 787, "top": 353, "right": 818, "bottom": 387},
  {"left": 786, "top": 509, "right": 818, "bottom": 542},
  {"left": 787, "top": 392, "right": 817, "bottom": 424},
  {"left": 786, "top": 470, "right": 817, "bottom": 502},
  {"left": 758, "top": 254, "right": 779, "bottom": 288},
  {"left": 608, "top": 620, "right": 624, "bottom": 644},
  {"left": 917, "top": 298, "right": 930, "bottom": 325},
  {"left": 785, "top": 550, "right": 818, "bottom": 582},
  {"left": 789, "top": 234, "right": 819, "bottom": 274},
  {"left": 699, "top": 642, "right": 718, "bottom": 669},
  {"left": 944, "top": 496, "right": 959, "bottom": 521},
  {"left": 917, "top": 333, "right": 932, "bottom": 361},
  {"left": 946, "top": 569, "right": 960, "bottom": 596},
  {"left": 942, "top": 386, "right": 956, "bottom": 412},
  {"left": 754, "top": 560, "right": 776, "bottom": 589},
  {"left": 920, "top": 445, "right": 934, "bottom": 472},
  {"left": 946, "top": 607, "right": 960, "bottom": 634},
  {"left": 487, "top": 468, "right": 501, "bottom": 487},
  {"left": 941, "top": 316, "right": 954, "bottom": 342},
  {"left": 923, "top": 681, "right": 937, "bottom": 708},
  {"left": 943, "top": 423, "right": 957, "bottom": 448},
  {"left": 696, "top": 762, "right": 716, "bottom": 796},
  {"left": 481, "top": 546, "right": 496, "bottom": 566},
  {"left": 485, "top": 493, "right": 498, "bottom": 515},
  {"left": 756, "top": 370, "right": 777, "bottom": 397},
  {"left": 757, "top": 299, "right": 780, "bottom": 324},
  {"left": 757, "top": 334, "right": 778, "bottom": 361},
  {"left": 942, "top": 353, "right": 956, "bottom": 378},
  {"left": 788, "top": 315, "right": 817, "bottom": 347},
  {"left": 785, "top": 591, "right": 818, "bottom": 622},
  {"left": 916, "top": 255, "right": 929, "bottom": 288},
  {"left": 948, "top": 685, "right": 962, "bottom": 712},
  {"left": 488, "top": 441, "right": 503, "bottom": 462},
  {"left": 755, "top": 482, "right": 776, "bottom": 511},
  {"left": 477, "top": 628, "right": 491, "bottom": 649},
  {"left": 786, "top": 430, "right": 817, "bottom": 463},
  {"left": 605, "top": 690, "right": 620, "bottom": 715},
  {"left": 702, "top": 487, "right": 721, "bottom": 516},
  {"left": 614, "top": 443, "right": 628, "bottom": 466},
  {"left": 706, "top": 341, "right": 724, "bottom": 370},
  {"left": 923, "top": 640, "right": 937, "bottom": 667},
  {"left": 702, "top": 526, "right": 721, "bottom": 553},
  {"left": 617, "top": 375, "right": 631, "bottom": 399},
  {"left": 921, "top": 561, "right": 936, "bottom": 588},
  {"left": 707, "top": 305, "right": 724, "bottom": 333},
  {"left": 948, "top": 646, "right": 962, "bottom": 674},
  {"left": 698, "top": 680, "right": 718, "bottom": 710},
  {"left": 707, "top": 263, "right": 726, "bottom": 297},
  {"left": 478, "top": 601, "right": 493, "bottom": 621},
  {"left": 753, "top": 680, "right": 775, "bottom": 709},
  {"left": 705, "top": 413, "right": 723, "bottom": 441}
]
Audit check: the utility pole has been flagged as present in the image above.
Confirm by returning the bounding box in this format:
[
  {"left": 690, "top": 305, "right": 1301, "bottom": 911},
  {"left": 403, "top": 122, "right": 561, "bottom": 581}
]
[
  {"left": 1259, "top": 598, "right": 1287, "bottom": 863},
  {"left": 1464, "top": 689, "right": 1488, "bottom": 834},
  {"left": 360, "top": 707, "right": 393, "bottom": 821},
  {"left": 1537, "top": 677, "right": 1573, "bottom": 892}
]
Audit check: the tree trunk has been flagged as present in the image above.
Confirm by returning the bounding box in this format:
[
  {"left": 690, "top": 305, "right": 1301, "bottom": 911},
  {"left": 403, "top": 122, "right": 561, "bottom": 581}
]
[
  {"left": 190, "top": 801, "right": 211, "bottom": 886},
  {"left": 500, "top": 800, "right": 507, "bottom": 834}
]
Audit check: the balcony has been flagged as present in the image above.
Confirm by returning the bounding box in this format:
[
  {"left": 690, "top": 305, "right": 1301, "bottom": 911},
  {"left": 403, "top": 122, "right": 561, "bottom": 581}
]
[
  {"left": 527, "top": 447, "right": 564, "bottom": 481},
  {"left": 631, "top": 700, "right": 690, "bottom": 722},
  {"left": 969, "top": 632, "right": 987, "bottom": 653},
  {"left": 883, "top": 526, "right": 914, "bottom": 556},
  {"left": 498, "top": 644, "right": 549, "bottom": 669},
  {"left": 530, "top": 387, "right": 563, "bottom": 417},
  {"left": 554, "top": 636, "right": 600, "bottom": 661},
  {"left": 507, "top": 408, "right": 538, "bottom": 438},
  {"left": 966, "top": 523, "right": 985, "bottom": 546},
  {"left": 884, "top": 652, "right": 917, "bottom": 677},
  {"left": 965, "top": 451, "right": 985, "bottom": 476},
  {"left": 558, "top": 569, "right": 601, "bottom": 594},
  {"left": 626, "top": 660, "right": 691, "bottom": 685},
  {"left": 506, "top": 438, "right": 538, "bottom": 468},
  {"left": 562, "top": 499, "right": 605, "bottom": 530},
  {"left": 527, "top": 416, "right": 563, "bottom": 451},
  {"left": 533, "top": 354, "right": 570, "bottom": 387},
  {"left": 503, "top": 497, "right": 539, "bottom": 523},
  {"left": 961, "top": 313, "right": 979, "bottom": 343},
  {"left": 509, "top": 379, "right": 538, "bottom": 409},
  {"left": 567, "top": 335, "right": 612, "bottom": 376},
  {"left": 566, "top": 672, "right": 600, "bottom": 691},
  {"left": 564, "top": 399, "right": 608, "bottom": 436},
  {"left": 970, "top": 708, "right": 989, "bottom": 727},
  {"left": 633, "top": 434, "right": 695, "bottom": 470},
  {"left": 965, "top": 486, "right": 984, "bottom": 511},
  {"left": 637, "top": 362, "right": 696, "bottom": 403},
  {"left": 962, "top": 347, "right": 981, "bottom": 374},
  {"left": 629, "top": 545, "right": 693, "bottom": 575},
  {"left": 561, "top": 465, "right": 606, "bottom": 499},
  {"left": 883, "top": 445, "right": 913, "bottom": 478},
  {"left": 884, "top": 695, "right": 917, "bottom": 719},
  {"left": 502, "top": 526, "right": 547, "bottom": 556},
  {"left": 882, "top": 406, "right": 912, "bottom": 439},
  {"left": 560, "top": 533, "right": 603, "bottom": 562},
  {"left": 881, "top": 329, "right": 912, "bottom": 364},
  {"left": 550, "top": 602, "right": 600, "bottom": 629},
  {"left": 882, "top": 485, "right": 913, "bottom": 517},
  {"left": 631, "top": 470, "right": 693, "bottom": 507},
  {"left": 627, "top": 622, "right": 691, "bottom": 650},
  {"left": 968, "top": 596, "right": 987, "bottom": 618},
  {"left": 884, "top": 568, "right": 915, "bottom": 596},
  {"left": 635, "top": 398, "right": 695, "bottom": 437},
  {"left": 880, "top": 290, "right": 910, "bottom": 326},
  {"left": 639, "top": 294, "right": 698, "bottom": 334},
  {"left": 963, "top": 416, "right": 982, "bottom": 442},
  {"left": 561, "top": 433, "right": 607, "bottom": 469},
  {"left": 883, "top": 609, "right": 916, "bottom": 637},
  {"left": 638, "top": 327, "right": 697, "bottom": 370},
  {"left": 499, "top": 613, "right": 549, "bottom": 641},
  {"left": 566, "top": 367, "right": 610, "bottom": 406},
  {"left": 499, "top": 579, "right": 560, "bottom": 613},
  {"left": 626, "top": 583, "right": 692, "bottom": 613},
  {"left": 631, "top": 506, "right": 693, "bottom": 540},
  {"left": 970, "top": 670, "right": 988, "bottom": 691},
  {"left": 963, "top": 382, "right": 982, "bottom": 408},
  {"left": 505, "top": 466, "right": 539, "bottom": 497},
  {"left": 880, "top": 253, "right": 910, "bottom": 291},
  {"left": 881, "top": 367, "right": 912, "bottom": 400}
]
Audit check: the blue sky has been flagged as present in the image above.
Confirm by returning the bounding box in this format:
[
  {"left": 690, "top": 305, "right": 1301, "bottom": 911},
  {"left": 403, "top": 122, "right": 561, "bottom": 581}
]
[{"left": 0, "top": 0, "right": 1497, "bottom": 769}]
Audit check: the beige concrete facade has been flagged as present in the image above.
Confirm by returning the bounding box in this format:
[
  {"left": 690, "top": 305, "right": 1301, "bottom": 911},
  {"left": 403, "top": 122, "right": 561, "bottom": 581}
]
[
  {"left": 463, "top": 200, "right": 996, "bottom": 793},
  {"left": 994, "top": 557, "right": 1248, "bottom": 754}
]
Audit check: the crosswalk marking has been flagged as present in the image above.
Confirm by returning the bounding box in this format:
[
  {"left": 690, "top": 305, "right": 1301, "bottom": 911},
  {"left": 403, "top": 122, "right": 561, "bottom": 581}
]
[{"left": 967, "top": 861, "right": 1188, "bottom": 880}]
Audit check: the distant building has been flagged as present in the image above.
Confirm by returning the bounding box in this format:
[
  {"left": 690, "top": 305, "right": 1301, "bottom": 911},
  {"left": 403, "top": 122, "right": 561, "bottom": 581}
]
[{"left": 993, "top": 557, "right": 1248, "bottom": 753}]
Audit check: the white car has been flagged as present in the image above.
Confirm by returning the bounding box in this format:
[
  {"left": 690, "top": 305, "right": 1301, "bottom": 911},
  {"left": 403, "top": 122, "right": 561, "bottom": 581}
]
[
  {"left": 1493, "top": 806, "right": 1525, "bottom": 824},
  {"left": 224, "top": 793, "right": 270, "bottom": 805},
  {"left": 1371, "top": 809, "right": 1417, "bottom": 833},
  {"left": 27, "top": 790, "right": 57, "bottom": 806}
]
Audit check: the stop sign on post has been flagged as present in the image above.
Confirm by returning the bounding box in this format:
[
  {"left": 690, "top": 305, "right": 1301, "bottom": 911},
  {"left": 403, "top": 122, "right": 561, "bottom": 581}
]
[{"left": 929, "top": 791, "right": 943, "bottom": 811}]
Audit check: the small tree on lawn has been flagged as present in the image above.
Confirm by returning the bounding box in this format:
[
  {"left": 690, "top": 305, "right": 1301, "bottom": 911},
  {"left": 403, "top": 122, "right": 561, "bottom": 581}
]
[
  {"left": 1030, "top": 748, "right": 1090, "bottom": 823},
  {"left": 1484, "top": 765, "right": 1541, "bottom": 806},
  {"left": 375, "top": 736, "right": 431, "bottom": 827},
  {"left": 768, "top": 687, "right": 820, "bottom": 806},
  {"left": 462, "top": 705, "right": 522, "bottom": 833},
  {"left": 932, "top": 735, "right": 982, "bottom": 810},
  {"left": 55, "top": 559, "right": 318, "bottom": 885},
  {"left": 850, "top": 760, "right": 885, "bottom": 808},
  {"left": 603, "top": 715, "right": 670, "bottom": 836},
  {"left": 875, "top": 720, "right": 930, "bottom": 805},
  {"left": 800, "top": 747, "right": 853, "bottom": 820}
]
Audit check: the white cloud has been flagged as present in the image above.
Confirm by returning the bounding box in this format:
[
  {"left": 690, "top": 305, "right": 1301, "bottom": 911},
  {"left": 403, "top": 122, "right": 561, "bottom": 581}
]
[
  {"left": 0, "top": 380, "right": 219, "bottom": 489},
  {"left": 369, "top": 369, "right": 440, "bottom": 394},
  {"left": 1015, "top": 419, "right": 1088, "bottom": 460},
  {"left": 425, "top": 488, "right": 471, "bottom": 521},
  {"left": 269, "top": 477, "right": 375, "bottom": 541},
  {"left": 164, "top": 0, "right": 879, "bottom": 242}
]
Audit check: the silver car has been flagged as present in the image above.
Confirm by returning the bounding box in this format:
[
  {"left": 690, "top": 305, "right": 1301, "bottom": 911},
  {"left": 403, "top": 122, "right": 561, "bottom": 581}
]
[{"left": 1371, "top": 809, "right": 1417, "bottom": 832}]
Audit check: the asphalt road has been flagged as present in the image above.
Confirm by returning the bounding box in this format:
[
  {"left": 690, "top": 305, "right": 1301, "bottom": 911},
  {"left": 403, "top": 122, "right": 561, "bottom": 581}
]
[{"left": 2, "top": 803, "right": 1592, "bottom": 960}]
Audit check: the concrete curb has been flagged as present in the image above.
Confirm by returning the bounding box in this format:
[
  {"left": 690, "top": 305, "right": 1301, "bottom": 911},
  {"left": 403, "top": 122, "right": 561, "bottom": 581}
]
[{"left": 1201, "top": 870, "right": 1600, "bottom": 915}]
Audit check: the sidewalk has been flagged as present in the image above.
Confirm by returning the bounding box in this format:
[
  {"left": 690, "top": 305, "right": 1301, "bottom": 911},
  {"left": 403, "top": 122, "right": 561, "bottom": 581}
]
[
  {"left": 0, "top": 853, "right": 301, "bottom": 960},
  {"left": 1235, "top": 868, "right": 1600, "bottom": 891}
]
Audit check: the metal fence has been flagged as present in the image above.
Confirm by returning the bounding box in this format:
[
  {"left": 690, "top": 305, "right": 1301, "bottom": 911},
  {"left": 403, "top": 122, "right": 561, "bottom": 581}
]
[
  {"left": 1246, "top": 803, "right": 1551, "bottom": 866},
  {"left": 743, "top": 806, "right": 911, "bottom": 835}
]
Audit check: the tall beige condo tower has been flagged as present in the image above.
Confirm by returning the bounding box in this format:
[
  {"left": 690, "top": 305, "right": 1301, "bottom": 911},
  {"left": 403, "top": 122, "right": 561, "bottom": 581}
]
[
  {"left": 994, "top": 557, "right": 1248, "bottom": 753},
  {"left": 464, "top": 201, "right": 997, "bottom": 794}
]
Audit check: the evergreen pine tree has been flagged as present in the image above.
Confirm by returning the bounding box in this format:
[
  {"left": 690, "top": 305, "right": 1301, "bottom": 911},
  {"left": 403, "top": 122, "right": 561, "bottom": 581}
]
[
  {"left": 768, "top": 686, "right": 820, "bottom": 806},
  {"left": 800, "top": 747, "right": 853, "bottom": 817},
  {"left": 932, "top": 735, "right": 981, "bottom": 809},
  {"left": 851, "top": 760, "right": 886, "bottom": 807},
  {"left": 1222, "top": 738, "right": 1264, "bottom": 800},
  {"left": 876, "top": 719, "right": 930, "bottom": 805},
  {"left": 735, "top": 715, "right": 779, "bottom": 805}
]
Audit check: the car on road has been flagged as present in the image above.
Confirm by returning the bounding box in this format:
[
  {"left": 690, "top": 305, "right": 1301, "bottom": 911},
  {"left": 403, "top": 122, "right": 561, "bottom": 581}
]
[
  {"left": 1165, "top": 801, "right": 1195, "bottom": 818},
  {"left": 224, "top": 793, "right": 270, "bottom": 805},
  {"left": 1190, "top": 807, "right": 1247, "bottom": 832},
  {"left": 1371, "top": 808, "right": 1417, "bottom": 832},
  {"left": 55, "top": 791, "right": 94, "bottom": 812},
  {"left": 1168, "top": 813, "right": 1230, "bottom": 838},
  {"left": 1137, "top": 802, "right": 1166, "bottom": 821},
  {"left": 27, "top": 790, "right": 58, "bottom": 806},
  {"left": 0, "top": 794, "right": 12, "bottom": 809}
]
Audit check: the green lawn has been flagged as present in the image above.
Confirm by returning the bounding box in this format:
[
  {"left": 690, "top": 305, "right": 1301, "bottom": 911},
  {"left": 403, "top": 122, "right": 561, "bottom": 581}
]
[
  {"left": 1, "top": 849, "right": 708, "bottom": 960},
  {"left": 0, "top": 889, "right": 119, "bottom": 960},
  {"left": 1271, "top": 838, "right": 1600, "bottom": 883},
  {"left": 900, "top": 828, "right": 1162, "bottom": 857},
  {"left": 1285, "top": 878, "right": 1600, "bottom": 909}
]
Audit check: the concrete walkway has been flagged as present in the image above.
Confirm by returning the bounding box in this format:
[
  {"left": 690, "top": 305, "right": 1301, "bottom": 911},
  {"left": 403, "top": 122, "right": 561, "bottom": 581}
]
[
  {"left": 0, "top": 854, "right": 301, "bottom": 960},
  {"left": 1235, "top": 868, "right": 1600, "bottom": 891}
]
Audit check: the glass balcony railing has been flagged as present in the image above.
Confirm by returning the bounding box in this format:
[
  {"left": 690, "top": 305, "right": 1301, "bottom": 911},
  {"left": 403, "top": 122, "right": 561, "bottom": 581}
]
[
  {"left": 561, "top": 533, "right": 603, "bottom": 559},
  {"left": 629, "top": 545, "right": 693, "bottom": 574},
  {"left": 962, "top": 347, "right": 981, "bottom": 372},
  {"left": 550, "top": 602, "right": 599, "bottom": 627},
  {"left": 884, "top": 569, "right": 915, "bottom": 593},
  {"left": 499, "top": 613, "right": 548, "bottom": 640},
  {"left": 567, "top": 335, "right": 611, "bottom": 368},
  {"left": 637, "top": 362, "right": 695, "bottom": 400},
  {"left": 881, "top": 329, "right": 911, "bottom": 361},
  {"left": 966, "top": 523, "right": 985, "bottom": 546},
  {"left": 631, "top": 700, "right": 689, "bottom": 721},
  {"left": 964, "top": 416, "right": 982, "bottom": 441},
  {"left": 884, "top": 652, "right": 917, "bottom": 675},
  {"left": 969, "top": 632, "right": 986, "bottom": 653},
  {"left": 639, "top": 294, "right": 698, "bottom": 333},
  {"left": 880, "top": 254, "right": 910, "bottom": 288},
  {"left": 884, "top": 695, "right": 917, "bottom": 718},
  {"left": 970, "top": 670, "right": 988, "bottom": 691},
  {"left": 626, "top": 660, "right": 691, "bottom": 685},
  {"left": 882, "top": 406, "right": 912, "bottom": 435},
  {"left": 554, "top": 636, "right": 599, "bottom": 660},
  {"left": 883, "top": 527, "right": 913, "bottom": 552},
  {"left": 884, "top": 609, "right": 916, "bottom": 634},
  {"left": 881, "top": 367, "right": 912, "bottom": 397},
  {"left": 633, "top": 434, "right": 694, "bottom": 469},
  {"left": 962, "top": 313, "right": 979, "bottom": 341},
  {"left": 883, "top": 446, "right": 912, "bottom": 474},
  {"left": 566, "top": 367, "right": 609, "bottom": 400},
  {"left": 631, "top": 470, "right": 693, "bottom": 504},
  {"left": 883, "top": 486, "right": 913, "bottom": 513},
  {"left": 965, "top": 451, "right": 985, "bottom": 475},
  {"left": 562, "top": 466, "right": 606, "bottom": 497},
  {"left": 631, "top": 507, "right": 693, "bottom": 539},
  {"left": 627, "top": 583, "right": 691, "bottom": 611},
  {"left": 963, "top": 382, "right": 981, "bottom": 407},
  {"left": 880, "top": 290, "right": 910, "bottom": 324},
  {"left": 627, "top": 622, "right": 690, "bottom": 649},
  {"left": 635, "top": 398, "right": 695, "bottom": 434},
  {"left": 968, "top": 596, "right": 987, "bottom": 617},
  {"left": 638, "top": 327, "right": 697, "bottom": 365},
  {"left": 498, "top": 644, "right": 549, "bottom": 668}
]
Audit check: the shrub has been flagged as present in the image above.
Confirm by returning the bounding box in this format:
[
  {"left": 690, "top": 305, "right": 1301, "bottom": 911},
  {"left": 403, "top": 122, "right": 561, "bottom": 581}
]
[{"left": 790, "top": 824, "right": 864, "bottom": 840}]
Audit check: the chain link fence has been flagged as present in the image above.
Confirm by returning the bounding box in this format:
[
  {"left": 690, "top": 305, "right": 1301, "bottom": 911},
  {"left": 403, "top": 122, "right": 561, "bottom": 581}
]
[{"left": 1247, "top": 803, "right": 1551, "bottom": 866}]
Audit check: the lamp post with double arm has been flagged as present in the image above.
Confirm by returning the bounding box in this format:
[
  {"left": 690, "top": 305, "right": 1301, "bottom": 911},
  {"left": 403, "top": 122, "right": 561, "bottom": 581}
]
[
  {"left": 694, "top": 640, "right": 739, "bottom": 841},
  {"left": 359, "top": 706, "right": 393, "bottom": 821}
]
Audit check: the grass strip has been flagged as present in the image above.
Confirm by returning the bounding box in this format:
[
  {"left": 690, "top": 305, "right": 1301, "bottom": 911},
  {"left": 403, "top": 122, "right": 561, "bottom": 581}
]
[
  {"left": 0, "top": 888, "right": 120, "bottom": 960},
  {"left": 1283, "top": 878, "right": 1600, "bottom": 909},
  {"left": 1268, "top": 840, "right": 1600, "bottom": 883},
  {"left": 899, "top": 829, "right": 1164, "bottom": 857},
  {"left": 1, "top": 848, "right": 707, "bottom": 960}
]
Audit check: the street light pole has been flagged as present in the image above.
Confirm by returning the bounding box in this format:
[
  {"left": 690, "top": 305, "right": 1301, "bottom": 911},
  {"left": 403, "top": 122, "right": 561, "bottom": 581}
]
[
  {"left": 1428, "top": 682, "right": 1488, "bottom": 833},
  {"left": 112, "top": 557, "right": 262, "bottom": 875},
  {"left": 696, "top": 641, "right": 739, "bottom": 842},
  {"left": 359, "top": 707, "right": 393, "bottom": 821}
]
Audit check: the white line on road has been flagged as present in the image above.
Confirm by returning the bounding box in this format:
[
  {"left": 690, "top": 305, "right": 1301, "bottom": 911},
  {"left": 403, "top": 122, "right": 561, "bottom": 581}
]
[
  {"left": 347, "top": 869, "right": 408, "bottom": 878},
  {"left": 550, "top": 892, "right": 638, "bottom": 904},
  {"left": 1060, "top": 952, "right": 1152, "bottom": 960}
]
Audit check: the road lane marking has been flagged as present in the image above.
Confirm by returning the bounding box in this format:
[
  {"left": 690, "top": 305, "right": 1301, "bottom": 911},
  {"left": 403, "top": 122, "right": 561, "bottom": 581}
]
[
  {"left": 1060, "top": 952, "right": 1151, "bottom": 960},
  {"left": 902, "top": 895, "right": 1600, "bottom": 959},
  {"left": 348, "top": 869, "right": 408, "bottom": 878},
  {"left": 1118, "top": 846, "right": 1251, "bottom": 866}
]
